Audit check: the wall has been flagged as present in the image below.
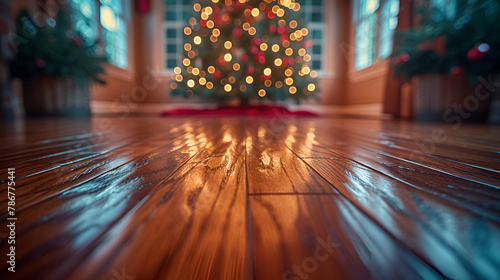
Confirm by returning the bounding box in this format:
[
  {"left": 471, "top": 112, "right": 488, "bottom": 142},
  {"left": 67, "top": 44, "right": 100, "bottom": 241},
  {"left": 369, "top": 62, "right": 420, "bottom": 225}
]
[{"left": 343, "top": 0, "right": 390, "bottom": 106}]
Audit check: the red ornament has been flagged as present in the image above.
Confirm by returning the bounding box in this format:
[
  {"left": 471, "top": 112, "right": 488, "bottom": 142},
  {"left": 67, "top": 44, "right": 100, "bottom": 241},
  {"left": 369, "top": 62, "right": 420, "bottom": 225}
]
[
  {"left": 241, "top": 54, "right": 249, "bottom": 62},
  {"left": 467, "top": 43, "right": 490, "bottom": 62},
  {"left": 72, "top": 37, "right": 83, "bottom": 46},
  {"left": 212, "top": 70, "right": 222, "bottom": 80},
  {"left": 277, "top": 26, "right": 285, "bottom": 34},
  {"left": 302, "top": 39, "right": 314, "bottom": 49},
  {"left": 393, "top": 52, "right": 411, "bottom": 66},
  {"left": 269, "top": 25, "right": 277, "bottom": 33},
  {"left": 247, "top": 66, "right": 255, "bottom": 74},
  {"left": 232, "top": 27, "right": 243, "bottom": 37},
  {"left": 267, "top": 10, "right": 275, "bottom": 19},
  {"left": 35, "top": 58, "right": 46, "bottom": 68},
  {"left": 288, "top": 58, "right": 294, "bottom": 66},
  {"left": 250, "top": 46, "right": 258, "bottom": 55}
]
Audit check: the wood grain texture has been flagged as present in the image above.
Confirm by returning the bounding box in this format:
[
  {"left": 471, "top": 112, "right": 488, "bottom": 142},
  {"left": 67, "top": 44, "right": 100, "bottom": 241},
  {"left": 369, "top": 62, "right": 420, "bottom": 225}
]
[{"left": 0, "top": 116, "right": 499, "bottom": 280}]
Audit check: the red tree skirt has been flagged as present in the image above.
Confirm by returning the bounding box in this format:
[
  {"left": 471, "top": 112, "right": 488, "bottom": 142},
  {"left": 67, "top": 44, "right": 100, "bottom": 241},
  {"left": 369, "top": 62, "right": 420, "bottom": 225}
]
[{"left": 160, "top": 104, "right": 318, "bottom": 117}]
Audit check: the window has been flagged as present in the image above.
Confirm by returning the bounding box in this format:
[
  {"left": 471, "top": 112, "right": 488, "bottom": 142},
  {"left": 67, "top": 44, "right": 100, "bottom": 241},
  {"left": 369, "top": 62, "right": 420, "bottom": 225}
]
[
  {"left": 100, "top": 0, "right": 130, "bottom": 68},
  {"left": 69, "top": 0, "right": 130, "bottom": 69},
  {"left": 68, "top": 0, "right": 99, "bottom": 43},
  {"left": 162, "top": 0, "right": 326, "bottom": 72},
  {"left": 354, "top": 0, "right": 399, "bottom": 70},
  {"left": 296, "top": 0, "right": 325, "bottom": 72},
  {"left": 163, "top": 0, "right": 195, "bottom": 70}
]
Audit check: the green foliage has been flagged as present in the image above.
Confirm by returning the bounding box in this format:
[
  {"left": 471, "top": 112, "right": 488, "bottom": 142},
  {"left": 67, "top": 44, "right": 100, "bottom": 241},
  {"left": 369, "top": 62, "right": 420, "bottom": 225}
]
[
  {"left": 171, "top": 0, "right": 319, "bottom": 104},
  {"left": 393, "top": 0, "right": 500, "bottom": 83},
  {"left": 9, "top": 9, "right": 107, "bottom": 85}
]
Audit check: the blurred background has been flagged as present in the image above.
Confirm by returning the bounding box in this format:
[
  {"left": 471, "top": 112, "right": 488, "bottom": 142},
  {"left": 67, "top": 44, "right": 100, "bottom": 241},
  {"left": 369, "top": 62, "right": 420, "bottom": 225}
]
[{"left": 0, "top": 0, "right": 499, "bottom": 123}]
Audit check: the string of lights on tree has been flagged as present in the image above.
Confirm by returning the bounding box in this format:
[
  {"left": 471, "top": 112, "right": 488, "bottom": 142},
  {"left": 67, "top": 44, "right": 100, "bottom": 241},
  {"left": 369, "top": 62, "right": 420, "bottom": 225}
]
[{"left": 170, "top": 0, "right": 318, "bottom": 104}]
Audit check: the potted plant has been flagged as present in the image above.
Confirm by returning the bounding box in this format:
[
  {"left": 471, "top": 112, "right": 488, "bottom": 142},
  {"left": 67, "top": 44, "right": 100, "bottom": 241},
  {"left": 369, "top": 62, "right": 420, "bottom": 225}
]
[
  {"left": 392, "top": 1, "right": 500, "bottom": 123},
  {"left": 9, "top": 9, "right": 106, "bottom": 117}
]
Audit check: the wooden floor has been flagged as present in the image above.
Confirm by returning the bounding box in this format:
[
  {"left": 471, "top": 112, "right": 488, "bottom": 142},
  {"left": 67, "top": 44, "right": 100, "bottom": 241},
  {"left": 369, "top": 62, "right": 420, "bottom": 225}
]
[{"left": 1, "top": 116, "right": 500, "bottom": 279}]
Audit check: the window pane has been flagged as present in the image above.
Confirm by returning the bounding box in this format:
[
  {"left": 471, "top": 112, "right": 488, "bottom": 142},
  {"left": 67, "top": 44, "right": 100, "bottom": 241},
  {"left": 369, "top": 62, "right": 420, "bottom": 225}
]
[
  {"left": 379, "top": 0, "right": 399, "bottom": 59},
  {"left": 69, "top": 0, "right": 98, "bottom": 43},
  {"left": 355, "top": 14, "right": 377, "bottom": 69},
  {"left": 360, "top": 0, "right": 380, "bottom": 17},
  {"left": 101, "top": 2, "right": 128, "bottom": 68}
]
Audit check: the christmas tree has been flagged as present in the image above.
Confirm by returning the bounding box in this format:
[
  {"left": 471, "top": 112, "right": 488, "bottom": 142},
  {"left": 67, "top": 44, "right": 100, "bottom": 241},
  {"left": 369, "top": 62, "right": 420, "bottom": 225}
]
[
  {"left": 170, "top": 0, "right": 318, "bottom": 104},
  {"left": 392, "top": 0, "right": 500, "bottom": 83},
  {"left": 9, "top": 9, "right": 107, "bottom": 85}
]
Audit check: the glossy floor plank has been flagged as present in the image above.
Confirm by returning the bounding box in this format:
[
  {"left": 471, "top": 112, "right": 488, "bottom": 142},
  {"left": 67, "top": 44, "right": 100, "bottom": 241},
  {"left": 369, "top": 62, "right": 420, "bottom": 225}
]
[{"left": 0, "top": 116, "right": 499, "bottom": 280}]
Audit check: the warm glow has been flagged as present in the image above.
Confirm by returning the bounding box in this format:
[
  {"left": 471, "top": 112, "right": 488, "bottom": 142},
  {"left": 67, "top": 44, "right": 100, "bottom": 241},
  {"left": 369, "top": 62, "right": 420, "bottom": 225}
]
[
  {"left": 199, "top": 77, "right": 207, "bottom": 85},
  {"left": 208, "top": 66, "right": 216, "bottom": 74},
  {"left": 224, "top": 41, "right": 232, "bottom": 49},
  {"left": 224, "top": 84, "right": 232, "bottom": 92},
  {"left": 224, "top": 53, "right": 232, "bottom": 62},
  {"left": 187, "top": 79, "right": 195, "bottom": 88},
  {"left": 206, "top": 82, "right": 213, "bottom": 89},
  {"left": 184, "top": 27, "right": 192, "bottom": 35},
  {"left": 192, "top": 68, "right": 199, "bottom": 75},
  {"left": 174, "top": 67, "right": 181, "bottom": 74},
  {"left": 276, "top": 81, "right": 283, "bottom": 88},
  {"left": 183, "top": 58, "right": 190, "bottom": 66},
  {"left": 289, "top": 86, "right": 297, "bottom": 94},
  {"left": 272, "top": 44, "right": 280, "bottom": 52},
  {"left": 289, "top": 20, "right": 297, "bottom": 29},
  {"left": 274, "top": 58, "right": 282, "bottom": 66},
  {"left": 193, "top": 3, "right": 201, "bottom": 12},
  {"left": 302, "top": 65, "right": 311, "bottom": 75},
  {"left": 308, "top": 84, "right": 316, "bottom": 91},
  {"left": 233, "top": 63, "right": 241, "bottom": 71},
  {"left": 260, "top": 43, "right": 268, "bottom": 51},
  {"left": 298, "top": 48, "right": 306, "bottom": 56},
  {"left": 285, "top": 48, "right": 293, "bottom": 56},
  {"left": 285, "top": 77, "right": 293, "bottom": 85},
  {"left": 251, "top": 8, "right": 260, "bottom": 17},
  {"left": 194, "top": 36, "right": 203, "bottom": 45},
  {"left": 175, "top": 75, "right": 183, "bottom": 82},
  {"left": 263, "top": 68, "right": 272, "bottom": 76},
  {"left": 246, "top": 76, "right": 254, "bottom": 84},
  {"left": 310, "top": 70, "right": 318, "bottom": 78},
  {"left": 249, "top": 27, "right": 256, "bottom": 35},
  {"left": 258, "top": 89, "right": 266, "bottom": 97}
]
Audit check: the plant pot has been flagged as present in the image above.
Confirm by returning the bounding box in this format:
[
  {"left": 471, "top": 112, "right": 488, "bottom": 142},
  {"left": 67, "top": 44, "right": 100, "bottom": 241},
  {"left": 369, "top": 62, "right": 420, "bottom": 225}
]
[
  {"left": 22, "top": 75, "right": 90, "bottom": 117},
  {"left": 411, "top": 74, "right": 491, "bottom": 123}
]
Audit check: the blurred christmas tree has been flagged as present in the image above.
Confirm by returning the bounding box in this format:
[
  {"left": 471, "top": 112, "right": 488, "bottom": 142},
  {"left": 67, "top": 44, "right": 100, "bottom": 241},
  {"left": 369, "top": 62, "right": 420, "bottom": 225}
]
[
  {"left": 392, "top": 0, "right": 500, "bottom": 83},
  {"left": 170, "top": 0, "right": 319, "bottom": 104},
  {"left": 9, "top": 9, "right": 107, "bottom": 85}
]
